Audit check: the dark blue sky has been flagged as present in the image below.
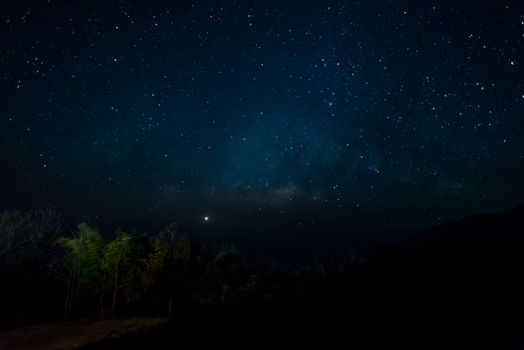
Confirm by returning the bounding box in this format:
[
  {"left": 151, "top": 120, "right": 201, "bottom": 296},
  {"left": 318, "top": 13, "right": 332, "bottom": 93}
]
[{"left": 1, "top": 1, "right": 523, "bottom": 248}]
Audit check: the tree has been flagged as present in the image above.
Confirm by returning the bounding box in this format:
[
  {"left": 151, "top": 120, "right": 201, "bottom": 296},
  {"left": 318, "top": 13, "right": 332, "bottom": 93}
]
[
  {"left": 143, "top": 223, "right": 190, "bottom": 315},
  {"left": 0, "top": 211, "right": 32, "bottom": 265},
  {"left": 101, "top": 231, "right": 132, "bottom": 315},
  {"left": 0, "top": 206, "right": 66, "bottom": 266},
  {"left": 58, "top": 223, "right": 105, "bottom": 317}
]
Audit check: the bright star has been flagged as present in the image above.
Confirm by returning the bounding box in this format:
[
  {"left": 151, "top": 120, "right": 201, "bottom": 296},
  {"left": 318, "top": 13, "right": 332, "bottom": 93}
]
[{"left": 204, "top": 216, "right": 209, "bottom": 222}]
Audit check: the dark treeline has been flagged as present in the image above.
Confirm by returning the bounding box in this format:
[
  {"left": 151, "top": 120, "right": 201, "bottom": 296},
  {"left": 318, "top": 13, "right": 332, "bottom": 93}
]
[
  {"left": 2, "top": 206, "right": 524, "bottom": 347},
  {"left": 0, "top": 207, "right": 286, "bottom": 328}
]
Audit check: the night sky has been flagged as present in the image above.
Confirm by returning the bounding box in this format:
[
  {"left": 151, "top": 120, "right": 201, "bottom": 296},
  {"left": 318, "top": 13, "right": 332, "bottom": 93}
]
[{"left": 1, "top": 1, "right": 523, "bottom": 250}]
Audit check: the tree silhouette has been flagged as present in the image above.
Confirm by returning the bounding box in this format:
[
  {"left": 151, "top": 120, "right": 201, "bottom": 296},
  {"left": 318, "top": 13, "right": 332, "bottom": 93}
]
[
  {"left": 143, "top": 223, "right": 191, "bottom": 316},
  {"left": 59, "top": 223, "right": 105, "bottom": 317},
  {"left": 101, "top": 231, "right": 132, "bottom": 315}
]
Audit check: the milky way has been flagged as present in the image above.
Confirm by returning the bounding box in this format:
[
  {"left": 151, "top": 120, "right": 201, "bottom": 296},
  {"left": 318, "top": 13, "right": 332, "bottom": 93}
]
[{"left": 1, "top": 1, "right": 523, "bottom": 246}]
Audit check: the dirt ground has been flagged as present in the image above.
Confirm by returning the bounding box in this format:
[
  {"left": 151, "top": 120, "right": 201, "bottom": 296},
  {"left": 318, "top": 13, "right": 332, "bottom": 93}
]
[{"left": 0, "top": 318, "right": 168, "bottom": 350}]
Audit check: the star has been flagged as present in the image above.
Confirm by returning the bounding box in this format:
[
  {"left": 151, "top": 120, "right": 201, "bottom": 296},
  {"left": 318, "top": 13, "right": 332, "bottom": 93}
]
[{"left": 0, "top": 0, "right": 521, "bottom": 244}]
